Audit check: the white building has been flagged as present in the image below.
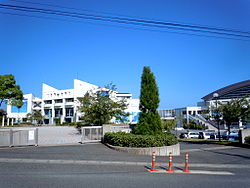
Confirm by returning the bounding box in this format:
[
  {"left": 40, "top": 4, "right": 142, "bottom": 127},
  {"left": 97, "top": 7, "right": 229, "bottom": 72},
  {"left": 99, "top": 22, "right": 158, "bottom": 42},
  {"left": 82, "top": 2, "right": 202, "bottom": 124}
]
[
  {"left": 6, "top": 79, "right": 140, "bottom": 125},
  {"left": 42, "top": 79, "right": 98, "bottom": 124},
  {"left": 6, "top": 94, "right": 42, "bottom": 125},
  {"left": 42, "top": 79, "right": 140, "bottom": 125}
]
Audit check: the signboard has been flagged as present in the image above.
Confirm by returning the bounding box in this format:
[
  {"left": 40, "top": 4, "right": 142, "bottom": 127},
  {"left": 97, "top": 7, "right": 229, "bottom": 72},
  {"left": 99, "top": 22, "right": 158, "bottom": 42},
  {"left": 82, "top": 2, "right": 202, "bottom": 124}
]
[{"left": 28, "top": 130, "right": 35, "bottom": 140}]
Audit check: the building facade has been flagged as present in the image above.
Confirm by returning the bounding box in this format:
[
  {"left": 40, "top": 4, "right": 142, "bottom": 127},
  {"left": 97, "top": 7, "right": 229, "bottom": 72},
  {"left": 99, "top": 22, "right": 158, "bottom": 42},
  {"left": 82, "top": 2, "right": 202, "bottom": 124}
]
[
  {"left": 6, "top": 79, "right": 140, "bottom": 125},
  {"left": 6, "top": 94, "right": 42, "bottom": 125},
  {"left": 42, "top": 79, "right": 140, "bottom": 125},
  {"left": 199, "top": 79, "right": 250, "bottom": 129}
]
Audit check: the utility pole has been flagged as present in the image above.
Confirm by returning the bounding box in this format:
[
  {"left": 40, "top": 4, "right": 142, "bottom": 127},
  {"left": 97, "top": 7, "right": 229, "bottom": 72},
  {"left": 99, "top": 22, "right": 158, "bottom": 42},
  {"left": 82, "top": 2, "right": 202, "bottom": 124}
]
[{"left": 213, "top": 93, "right": 221, "bottom": 142}]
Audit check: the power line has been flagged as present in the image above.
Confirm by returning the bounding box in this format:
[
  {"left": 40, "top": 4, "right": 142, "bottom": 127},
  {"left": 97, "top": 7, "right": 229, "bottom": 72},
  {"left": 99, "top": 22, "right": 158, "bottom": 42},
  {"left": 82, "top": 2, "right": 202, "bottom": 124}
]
[
  {"left": 1, "top": 10, "right": 248, "bottom": 42},
  {"left": 7, "top": 0, "right": 250, "bottom": 36},
  {"left": 0, "top": 3, "right": 250, "bottom": 41}
]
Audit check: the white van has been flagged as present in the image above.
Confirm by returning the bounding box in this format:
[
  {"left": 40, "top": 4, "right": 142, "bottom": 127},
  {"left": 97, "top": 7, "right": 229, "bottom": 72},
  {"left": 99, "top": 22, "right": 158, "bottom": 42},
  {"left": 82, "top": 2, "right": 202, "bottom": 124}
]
[
  {"left": 198, "top": 132, "right": 215, "bottom": 139},
  {"left": 187, "top": 132, "right": 199, "bottom": 139}
]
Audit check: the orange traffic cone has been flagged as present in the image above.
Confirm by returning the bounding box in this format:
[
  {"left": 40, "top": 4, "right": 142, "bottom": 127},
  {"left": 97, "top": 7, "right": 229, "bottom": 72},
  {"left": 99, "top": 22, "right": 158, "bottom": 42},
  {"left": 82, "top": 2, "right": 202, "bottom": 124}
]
[
  {"left": 183, "top": 153, "right": 190, "bottom": 173},
  {"left": 150, "top": 152, "right": 157, "bottom": 172},
  {"left": 167, "top": 152, "right": 174, "bottom": 172}
]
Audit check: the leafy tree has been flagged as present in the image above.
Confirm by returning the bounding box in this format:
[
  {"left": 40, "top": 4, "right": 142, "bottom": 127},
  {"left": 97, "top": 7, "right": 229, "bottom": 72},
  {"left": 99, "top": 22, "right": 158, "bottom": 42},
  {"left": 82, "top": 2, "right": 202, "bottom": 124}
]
[
  {"left": 218, "top": 97, "right": 250, "bottom": 134},
  {"left": 183, "top": 119, "right": 204, "bottom": 130},
  {"left": 133, "top": 66, "right": 162, "bottom": 135},
  {"left": 10, "top": 99, "right": 24, "bottom": 110},
  {"left": 0, "top": 109, "right": 6, "bottom": 117},
  {"left": 162, "top": 119, "right": 177, "bottom": 132},
  {"left": 27, "top": 111, "right": 43, "bottom": 125},
  {"left": 0, "top": 74, "right": 23, "bottom": 107},
  {"left": 78, "top": 84, "right": 128, "bottom": 126}
]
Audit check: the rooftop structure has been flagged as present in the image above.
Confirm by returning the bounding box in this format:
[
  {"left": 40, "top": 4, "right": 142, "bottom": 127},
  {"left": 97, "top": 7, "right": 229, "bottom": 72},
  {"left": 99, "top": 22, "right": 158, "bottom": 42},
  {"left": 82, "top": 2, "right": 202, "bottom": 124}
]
[{"left": 202, "top": 80, "right": 250, "bottom": 101}]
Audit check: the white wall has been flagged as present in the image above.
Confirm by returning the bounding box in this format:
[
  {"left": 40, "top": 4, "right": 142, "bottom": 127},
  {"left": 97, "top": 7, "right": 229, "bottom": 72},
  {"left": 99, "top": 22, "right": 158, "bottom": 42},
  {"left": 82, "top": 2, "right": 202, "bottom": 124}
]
[{"left": 6, "top": 94, "right": 41, "bottom": 121}]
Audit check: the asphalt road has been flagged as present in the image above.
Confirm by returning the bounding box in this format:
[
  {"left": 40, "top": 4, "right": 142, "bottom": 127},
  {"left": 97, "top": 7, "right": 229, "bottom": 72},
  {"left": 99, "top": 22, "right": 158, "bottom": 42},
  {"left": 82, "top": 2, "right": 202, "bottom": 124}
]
[{"left": 0, "top": 142, "right": 250, "bottom": 188}]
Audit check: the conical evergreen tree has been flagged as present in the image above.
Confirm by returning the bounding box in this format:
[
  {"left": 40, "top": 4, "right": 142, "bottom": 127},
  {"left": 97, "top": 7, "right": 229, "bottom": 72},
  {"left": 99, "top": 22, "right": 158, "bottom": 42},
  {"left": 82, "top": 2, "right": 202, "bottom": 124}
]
[{"left": 134, "top": 66, "right": 162, "bottom": 135}]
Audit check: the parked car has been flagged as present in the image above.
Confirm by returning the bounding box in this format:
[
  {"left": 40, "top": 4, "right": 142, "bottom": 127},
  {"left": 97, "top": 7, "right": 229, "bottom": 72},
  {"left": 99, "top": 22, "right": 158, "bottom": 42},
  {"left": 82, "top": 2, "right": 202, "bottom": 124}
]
[
  {"left": 179, "top": 133, "right": 187, "bottom": 139},
  {"left": 198, "top": 132, "right": 215, "bottom": 139},
  {"left": 244, "top": 124, "right": 250, "bottom": 129},
  {"left": 210, "top": 133, "right": 220, "bottom": 139},
  {"left": 221, "top": 131, "right": 239, "bottom": 140},
  {"left": 229, "top": 132, "right": 239, "bottom": 141},
  {"left": 186, "top": 132, "right": 199, "bottom": 139}
]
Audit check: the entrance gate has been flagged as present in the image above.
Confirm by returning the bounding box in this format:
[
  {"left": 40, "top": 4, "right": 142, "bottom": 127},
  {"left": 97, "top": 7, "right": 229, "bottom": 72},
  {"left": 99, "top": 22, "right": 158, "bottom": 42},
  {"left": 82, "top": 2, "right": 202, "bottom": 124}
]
[{"left": 81, "top": 126, "right": 103, "bottom": 143}]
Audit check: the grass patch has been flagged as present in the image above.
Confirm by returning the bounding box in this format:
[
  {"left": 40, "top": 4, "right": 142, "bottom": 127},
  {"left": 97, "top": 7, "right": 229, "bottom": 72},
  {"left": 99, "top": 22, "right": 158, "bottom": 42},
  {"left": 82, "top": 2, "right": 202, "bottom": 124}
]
[{"left": 179, "top": 138, "right": 250, "bottom": 148}]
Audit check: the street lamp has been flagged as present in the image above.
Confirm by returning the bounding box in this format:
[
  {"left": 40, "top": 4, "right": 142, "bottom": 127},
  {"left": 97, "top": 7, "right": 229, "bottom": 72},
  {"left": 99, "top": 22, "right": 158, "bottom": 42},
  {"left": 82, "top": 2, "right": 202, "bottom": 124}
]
[{"left": 213, "top": 93, "right": 221, "bottom": 141}]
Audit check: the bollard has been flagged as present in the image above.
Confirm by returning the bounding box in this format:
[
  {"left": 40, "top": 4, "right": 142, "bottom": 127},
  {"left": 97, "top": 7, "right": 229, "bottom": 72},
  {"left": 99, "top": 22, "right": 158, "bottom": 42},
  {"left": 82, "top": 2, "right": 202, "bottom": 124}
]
[
  {"left": 183, "top": 153, "right": 190, "bottom": 173},
  {"left": 150, "top": 152, "right": 157, "bottom": 172},
  {"left": 167, "top": 152, "right": 174, "bottom": 172}
]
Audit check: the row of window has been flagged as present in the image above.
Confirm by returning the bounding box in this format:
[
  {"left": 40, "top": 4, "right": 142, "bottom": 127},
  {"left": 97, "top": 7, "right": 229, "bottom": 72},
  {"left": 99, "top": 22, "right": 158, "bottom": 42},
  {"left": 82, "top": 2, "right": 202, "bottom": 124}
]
[
  {"left": 182, "top": 111, "right": 202, "bottom": 115},
  {"left": 44, "top": 98, "right": 74, "bottom": 104},
  {"left": 46, "top": 91, "right": 72, "bottom": 98},
  {"left": 44, "top": 108, "right": 74, "bottom": 117}
]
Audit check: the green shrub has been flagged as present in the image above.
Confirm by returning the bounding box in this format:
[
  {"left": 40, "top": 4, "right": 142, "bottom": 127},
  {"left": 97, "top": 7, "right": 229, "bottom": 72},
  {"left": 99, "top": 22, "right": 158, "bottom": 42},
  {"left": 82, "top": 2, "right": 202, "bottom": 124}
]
[
  {"left": 104, "top": 132, "right": 178, "bottom": 147},
  {"left": 245, "top": 136, "right": 250, "bottom": 144}
]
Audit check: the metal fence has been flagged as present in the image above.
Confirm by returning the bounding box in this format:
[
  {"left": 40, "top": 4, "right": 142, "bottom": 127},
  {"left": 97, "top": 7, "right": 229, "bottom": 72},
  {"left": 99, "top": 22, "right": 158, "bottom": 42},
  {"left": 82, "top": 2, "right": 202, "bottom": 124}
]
[
  {"left": 81, "top": 125, "right": 131, "bottom": 143},
  {"left": 81, "top": 126, "right": 103, "bottom": 143},
  {"left": 0, "top": 128, "right": 38, "bottom": 147}
]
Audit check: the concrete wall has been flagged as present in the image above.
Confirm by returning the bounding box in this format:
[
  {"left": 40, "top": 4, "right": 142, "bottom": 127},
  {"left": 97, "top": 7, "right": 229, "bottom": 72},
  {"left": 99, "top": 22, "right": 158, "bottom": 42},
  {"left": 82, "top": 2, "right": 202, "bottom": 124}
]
[
  {"left": 103, "top": 124, "right": 131, "bottom": 136},
  {"left": 106, "top": 143, "right": 180, "bottom": 156}
]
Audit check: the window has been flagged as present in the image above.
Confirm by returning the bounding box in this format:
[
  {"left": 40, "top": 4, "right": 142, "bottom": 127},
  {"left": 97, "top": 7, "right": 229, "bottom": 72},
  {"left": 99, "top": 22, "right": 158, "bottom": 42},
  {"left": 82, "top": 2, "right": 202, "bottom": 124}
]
[
  {"left": 44, "top": 100, "right": 52, "bottom": 104},
  {"left": 66, "top": 108, "right": 74, "bottom": 117},
  {"left": 55, "top": 108, "right": 62, "bottom": 117},
  {"left": 65, "top": 98, "right": 74, "bottom": 102},
  {"left": 55, "top": 99, "right": 63, "bottom": 103},
  {"left": 44, "top": 109, "right": 52, "bottom": 117}
]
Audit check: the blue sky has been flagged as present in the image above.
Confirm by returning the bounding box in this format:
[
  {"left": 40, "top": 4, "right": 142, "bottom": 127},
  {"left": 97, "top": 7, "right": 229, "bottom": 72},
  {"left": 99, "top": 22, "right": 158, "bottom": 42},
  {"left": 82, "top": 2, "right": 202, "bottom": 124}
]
[{"left": 0, "top": 0, "right": 250, "bottom": 109}]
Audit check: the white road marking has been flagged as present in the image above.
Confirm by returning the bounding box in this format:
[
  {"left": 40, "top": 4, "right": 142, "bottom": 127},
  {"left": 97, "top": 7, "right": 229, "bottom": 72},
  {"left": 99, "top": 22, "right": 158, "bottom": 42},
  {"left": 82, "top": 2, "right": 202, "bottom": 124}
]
[
  {"left": 149, "top": 169, "right": 234, "bottom": 175},
  {"left": 0, "top": 158, "right": 249, "bottom": 169}
]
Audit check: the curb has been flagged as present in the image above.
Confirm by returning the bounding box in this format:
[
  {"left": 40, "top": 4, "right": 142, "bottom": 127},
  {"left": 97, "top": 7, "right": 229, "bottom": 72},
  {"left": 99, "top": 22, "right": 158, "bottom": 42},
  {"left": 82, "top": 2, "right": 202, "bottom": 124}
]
[{"left": 105, "top": 143, "right": 180, "bottom": 156}]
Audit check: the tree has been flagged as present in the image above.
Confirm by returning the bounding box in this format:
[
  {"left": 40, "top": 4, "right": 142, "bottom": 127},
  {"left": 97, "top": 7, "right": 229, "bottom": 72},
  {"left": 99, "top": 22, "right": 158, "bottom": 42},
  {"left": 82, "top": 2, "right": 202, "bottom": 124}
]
[
  {"left": 183, "top": 119, "right": 204, "bottom": 130},
  {"left": 27, "top": 111, "right": 43, "bottom": 125},
  {"left": 0, "top": 74, "right": 23, "bottom": 107},
  {"left": 133, "top": 66, "right": 162, "bottom": 135},
  {"left": 162, "top": 119, "right": 177, "bottom": 132},
  {"left": 78, "top": 84, "right": 128, "bottom": 126},
  {"left": 218, "top": 97, "right": 250, "bottom": 134}
]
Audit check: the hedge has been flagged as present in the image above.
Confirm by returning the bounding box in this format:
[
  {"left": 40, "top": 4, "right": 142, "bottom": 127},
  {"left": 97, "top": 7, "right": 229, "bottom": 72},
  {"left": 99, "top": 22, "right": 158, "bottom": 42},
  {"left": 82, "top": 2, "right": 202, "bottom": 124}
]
[
  {"left": 245, "top": 136, "right": 250, "bottom": 144},
  {"left": 104, "top": 132, "right": 178, "bottom": 147}
]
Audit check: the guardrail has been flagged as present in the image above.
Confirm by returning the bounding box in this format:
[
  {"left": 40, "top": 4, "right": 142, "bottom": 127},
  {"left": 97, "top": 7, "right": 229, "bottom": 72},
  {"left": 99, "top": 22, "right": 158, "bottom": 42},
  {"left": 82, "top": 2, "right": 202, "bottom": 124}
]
[{"left": 0, "top": 128, "right": 38, "bottom": 147}]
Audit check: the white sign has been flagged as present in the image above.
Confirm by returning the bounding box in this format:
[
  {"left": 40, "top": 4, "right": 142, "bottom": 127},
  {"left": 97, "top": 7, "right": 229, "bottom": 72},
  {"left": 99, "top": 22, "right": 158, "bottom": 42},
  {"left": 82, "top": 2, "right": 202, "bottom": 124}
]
[{"left": 28, "top": 130, "right": 35, "bottom": 140}]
